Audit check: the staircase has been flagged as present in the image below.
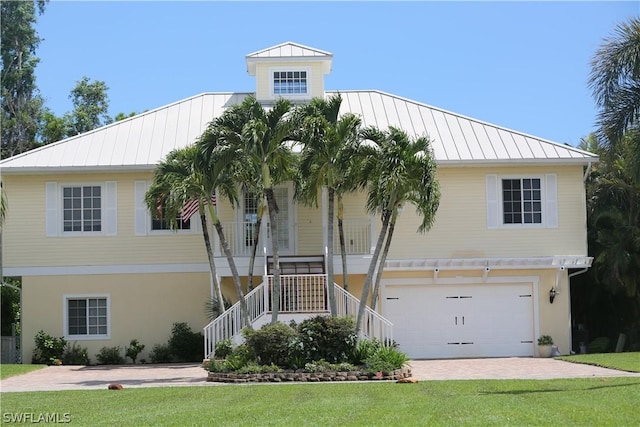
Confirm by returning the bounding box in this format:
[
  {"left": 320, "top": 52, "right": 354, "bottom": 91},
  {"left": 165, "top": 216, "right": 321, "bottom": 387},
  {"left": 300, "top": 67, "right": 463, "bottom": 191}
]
[{"left": 203, "top": 267, "right": 393, "bottom": 359}]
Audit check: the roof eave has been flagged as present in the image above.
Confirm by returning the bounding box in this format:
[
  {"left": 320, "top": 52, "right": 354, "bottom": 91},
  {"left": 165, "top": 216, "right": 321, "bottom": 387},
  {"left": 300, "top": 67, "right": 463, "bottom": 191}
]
[
  {"left": 0, "top": 165, "right": 157, "bottom": 175},
  {"left": 437, "top": 157, "right": 599, "bottom": 167}
]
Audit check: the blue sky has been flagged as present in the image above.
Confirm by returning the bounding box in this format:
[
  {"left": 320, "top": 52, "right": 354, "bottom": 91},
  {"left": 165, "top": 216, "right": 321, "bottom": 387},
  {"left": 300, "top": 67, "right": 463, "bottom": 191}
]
[{"left": 34, "top": 1, "right": 638, "bottom": 146}]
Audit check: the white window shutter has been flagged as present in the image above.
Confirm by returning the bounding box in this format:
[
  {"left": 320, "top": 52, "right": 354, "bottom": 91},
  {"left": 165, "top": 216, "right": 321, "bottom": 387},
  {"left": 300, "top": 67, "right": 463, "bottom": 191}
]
[
  {"left": 105, "top": 181, "right": 118, "bottom": 236},
  {"left": 545, "top": 174, "right": 558, "bottom": 228},
  {"left": 134, "top": 181, "right": 148, "bottom": 236},
  {"left": 45, "top": 182, "right": 58, "bottom": 237},
  {"left": 486, "top": 175, "right": 499, "bottom": 228}
]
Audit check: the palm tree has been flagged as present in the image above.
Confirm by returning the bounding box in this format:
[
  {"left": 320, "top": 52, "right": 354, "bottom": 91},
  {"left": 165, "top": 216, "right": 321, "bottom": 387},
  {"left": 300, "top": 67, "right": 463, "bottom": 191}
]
[
  {"left": 355, "top": 127, "right": 440, "bottom": 332},
  {"left": 589, "top": 17, "right": 640, "bottom": 143},
  {"left": 207, "top": 96, "right": 297, "bottom": 323},
  {"left": 294, "top": 94, "right": 362, "bottom": 315},
  {"left": 145, "top": 145, "right": 250, "bottom": 327}
]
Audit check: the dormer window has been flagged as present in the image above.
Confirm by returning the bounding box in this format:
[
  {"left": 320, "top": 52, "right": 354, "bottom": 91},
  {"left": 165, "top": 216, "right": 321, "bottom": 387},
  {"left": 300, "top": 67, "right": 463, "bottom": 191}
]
[
  {"left": 273, "top": 71, "right": 307, "bottom": 94},
  {"left": 271, "top": 68, "right": 309, "bottom": 97}
]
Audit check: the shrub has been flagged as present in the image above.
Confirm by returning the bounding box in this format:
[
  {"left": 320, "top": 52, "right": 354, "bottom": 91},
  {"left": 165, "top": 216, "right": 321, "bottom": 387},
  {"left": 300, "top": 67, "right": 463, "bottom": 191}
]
[
  {"left": 96, "top": 346, "right": 125, "bottom": 365},
  {"left": 223, "top": 344, "right": 254, "bottom": 371},
  {"left": 168, "top": 322, "right": 203, "bottom": 362},
  {"left": 349, "top": 338, "right": 384, "bottom": 365},
  {"left": 363, "top": 345, "right": 408, "bottom": 374},
  {"left": 149, "top": 343, "right": 172, "bottom": 363},
  {"left": 242, "top": 322, "right": 298, "bottom": 367},
  {"left": 62, "top": 342, "right": 90, "bottom": 365},
  {"left": 296, "top": 315, "right": 358, "bottom": 364},
  {"left": 32, "top": 331, "right": 67, "bottom": 365},
  {"left": 538, "top": 335, "right": 554, "bottom": 345},
  {"left": 125, "top": 339, "right": 145, "bottom": 364},
  {"left": 205, "top": 359, "right": 229, "bottom": 373},
  {"left": 214, "top": 339, "right": 233, "bottom": 359}
]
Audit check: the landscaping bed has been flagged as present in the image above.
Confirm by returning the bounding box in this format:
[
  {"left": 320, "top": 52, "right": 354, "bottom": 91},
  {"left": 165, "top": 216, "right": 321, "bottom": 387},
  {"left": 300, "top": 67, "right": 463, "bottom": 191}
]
[{"left": 207, "top": 365, "right": 412, "bottom": 383}]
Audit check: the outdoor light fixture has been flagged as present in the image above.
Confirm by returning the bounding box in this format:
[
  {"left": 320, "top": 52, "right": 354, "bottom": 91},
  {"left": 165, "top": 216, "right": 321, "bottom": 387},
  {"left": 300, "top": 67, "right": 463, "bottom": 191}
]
[{"left": 549, "top": 287, "right": 558, "bottom": 304}]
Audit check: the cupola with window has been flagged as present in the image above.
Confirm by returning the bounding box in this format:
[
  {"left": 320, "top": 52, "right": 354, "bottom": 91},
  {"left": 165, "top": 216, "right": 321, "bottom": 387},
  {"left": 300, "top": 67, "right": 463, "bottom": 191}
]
[{"left": 245, "top": 41, "right": 333, "bottom": 103}]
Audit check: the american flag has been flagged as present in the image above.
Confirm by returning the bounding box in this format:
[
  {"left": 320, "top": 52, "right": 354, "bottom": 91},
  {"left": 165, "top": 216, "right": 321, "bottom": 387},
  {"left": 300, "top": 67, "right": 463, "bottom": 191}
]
[{"left": 181, "top": 194, "right": 217, "bottom": 221}]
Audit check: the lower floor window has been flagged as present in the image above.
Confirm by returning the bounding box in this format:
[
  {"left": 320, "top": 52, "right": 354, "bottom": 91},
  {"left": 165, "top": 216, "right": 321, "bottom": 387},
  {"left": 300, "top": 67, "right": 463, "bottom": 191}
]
[{"left": 66, "top": 296, "right": 109, "bottom": 337}]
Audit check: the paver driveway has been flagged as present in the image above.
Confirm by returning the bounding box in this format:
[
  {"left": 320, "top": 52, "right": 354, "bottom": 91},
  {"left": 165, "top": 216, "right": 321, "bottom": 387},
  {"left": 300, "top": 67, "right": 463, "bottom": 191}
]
[{"left": 1, "top": 358, "right": 638, "bottom": 392}]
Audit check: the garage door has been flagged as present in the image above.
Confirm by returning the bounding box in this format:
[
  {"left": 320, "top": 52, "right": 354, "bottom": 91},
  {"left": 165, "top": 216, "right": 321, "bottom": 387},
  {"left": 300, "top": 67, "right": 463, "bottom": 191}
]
[{"left": 383, "top": 283, "right": 534, "bottom": 359}]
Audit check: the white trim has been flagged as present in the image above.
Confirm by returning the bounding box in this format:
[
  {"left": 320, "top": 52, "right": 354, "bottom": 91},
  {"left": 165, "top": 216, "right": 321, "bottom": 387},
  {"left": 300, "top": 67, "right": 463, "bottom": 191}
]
[
  {"left": 498, "top": 175, "right": 545, "bottom": 228},
  {"left": 8, "top": 263, "right": 212, "bottom": 276},
  {"left": 384, "top": 256, "right": 593, "bottom": 271},
  {"left": 485, "top": 175, "right": 498, "bottom": 229},
  {"left": 48, "top": 182, "right": 113, "bottom": 237},
  {"left": 545, "top": 173, "right": 558, "bottom": 228},
  {"left": 134, "top": 181, "right": 148, "bottom": 236},
  {"left": 45, "top": 182, "right": 58, "bottom": 237},
  {"left": 63, "top": 293, "right": 111, "bottom": 340}
]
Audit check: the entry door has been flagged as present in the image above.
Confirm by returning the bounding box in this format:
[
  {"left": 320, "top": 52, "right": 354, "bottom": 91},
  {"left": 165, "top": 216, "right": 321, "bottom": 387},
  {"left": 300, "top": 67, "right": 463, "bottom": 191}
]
[{"left": 266, "top": 186, "right": 294, "bottom": 255}]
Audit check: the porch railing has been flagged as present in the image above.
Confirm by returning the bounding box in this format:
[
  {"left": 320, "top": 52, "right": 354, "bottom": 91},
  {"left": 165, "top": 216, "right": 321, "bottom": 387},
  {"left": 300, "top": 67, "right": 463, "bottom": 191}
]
[
  {"left": 333, "top": 219, "right": 371, "bottom": 255},
  {"left": 203, "top": 274, "right": 393, "bottom": 358},
  {"left": 219, "top": 221, "right": 260, "bottom": 257}
]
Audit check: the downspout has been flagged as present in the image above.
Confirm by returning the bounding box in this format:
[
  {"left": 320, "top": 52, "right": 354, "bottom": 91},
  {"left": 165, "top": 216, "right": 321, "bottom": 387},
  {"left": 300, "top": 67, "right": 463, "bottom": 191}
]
[
  {"left": 568, "top": 268, "right": 589, "bottom": 280},
  {"left": 583, "top": 161, "right": 592, "bottom": 183}
]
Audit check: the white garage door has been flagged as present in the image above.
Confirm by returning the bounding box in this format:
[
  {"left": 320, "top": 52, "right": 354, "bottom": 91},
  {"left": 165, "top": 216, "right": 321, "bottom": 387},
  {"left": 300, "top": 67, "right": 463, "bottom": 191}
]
[{"left": 383, "top": 283, "right": 535, "bottom": 359}]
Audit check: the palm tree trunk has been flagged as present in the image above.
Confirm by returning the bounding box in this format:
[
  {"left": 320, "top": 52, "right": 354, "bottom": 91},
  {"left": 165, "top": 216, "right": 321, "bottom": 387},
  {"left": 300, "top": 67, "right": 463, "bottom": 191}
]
[
  {"left": 213, "top": 220, "right": 251, "bottom": 328},
  {"left": 327, "top": 187, "right": 337, "bottom": 315},
  {"left": 337, "top": 195, "right": 349, "bottom": 292},
  {"left": 247, "top": 207, "right": 264, "bottom": 291},
  {"left": 200, "top": 213, "right": 225, "bottom": 315},
  {"left": 265, "top": 187, "right": 281, "bottom": 323},
  {"left": 356, "top": 209, "right": 391, "bottom": 333},
  {"left": 371, "top": 210, "right": 398, "bottom": 310}
]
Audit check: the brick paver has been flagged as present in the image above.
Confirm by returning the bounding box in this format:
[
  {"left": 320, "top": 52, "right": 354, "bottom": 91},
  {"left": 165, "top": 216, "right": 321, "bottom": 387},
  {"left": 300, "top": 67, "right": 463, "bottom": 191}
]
[{"left": 1, "top": 358, "right": 638, "bottom": 392}]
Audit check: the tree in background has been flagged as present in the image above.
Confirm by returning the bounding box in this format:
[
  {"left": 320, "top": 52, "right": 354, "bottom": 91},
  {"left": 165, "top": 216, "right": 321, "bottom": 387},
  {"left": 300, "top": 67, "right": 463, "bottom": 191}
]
[
  {"left": 66, "top": 76, "right": 111, "bottom": 135},
  {"left": 1, "top": 0, "right": 47, "bottom": 158},
  {"left": 589, "top": 17, "right": 640, "bottom": 146}
]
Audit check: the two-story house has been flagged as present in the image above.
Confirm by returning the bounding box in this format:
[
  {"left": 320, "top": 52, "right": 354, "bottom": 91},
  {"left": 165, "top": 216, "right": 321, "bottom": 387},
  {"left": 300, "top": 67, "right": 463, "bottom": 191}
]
[{"left": 0, "top": 42, "right": 596, "bottom": 362}]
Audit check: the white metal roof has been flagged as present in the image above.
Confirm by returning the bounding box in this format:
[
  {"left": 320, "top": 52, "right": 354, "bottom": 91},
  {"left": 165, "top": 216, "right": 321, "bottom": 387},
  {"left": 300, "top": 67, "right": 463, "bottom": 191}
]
[
  {"left": 246, "top": 42, "right": 333, "bottom": 75},
  {"left": 246, "top": 41, "right": 332, "bottom": 59},
  {"left": 0, "top": 90, "right": 597, "bottom": 174}
]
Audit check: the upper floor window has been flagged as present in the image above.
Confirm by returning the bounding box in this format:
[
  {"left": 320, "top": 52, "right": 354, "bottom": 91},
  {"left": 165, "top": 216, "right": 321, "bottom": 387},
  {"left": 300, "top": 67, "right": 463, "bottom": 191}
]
[
  {"left": 273, "top": 71, "right": 307, "bottom": 95},
  {"left": 62, "top": 186, "right": 102, "bottom": 232},
  {"left": 486, "top": 174, "right": 557, "bottom": 229},
  {"left": 151, "top": 201, "right": 191, "bottom": 231},
  {"left": 502, "top": 178, "right": 542, "bottom": 224},
  {"left": 46, "top": 181, "right": 117, "bottom": 237}
]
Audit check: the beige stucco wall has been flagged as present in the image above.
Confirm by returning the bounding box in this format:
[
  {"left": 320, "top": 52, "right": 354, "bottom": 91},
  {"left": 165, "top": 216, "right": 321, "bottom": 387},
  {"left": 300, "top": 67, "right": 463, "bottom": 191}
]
[{"left": 21, "top": 272, "right": 210, "bottom": 362}]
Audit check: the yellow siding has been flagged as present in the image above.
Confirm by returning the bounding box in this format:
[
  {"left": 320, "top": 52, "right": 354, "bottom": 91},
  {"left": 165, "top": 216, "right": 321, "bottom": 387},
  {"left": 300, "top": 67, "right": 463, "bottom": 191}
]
[
  {"left": 389, "top": 165, "right": 587, "bottom": 258},
  {"left": 3, "top": 173, "right": 207, "bottom": 268},
  {"left": 21, "top": 273, "right": 210, "bottom": 362},
  {"left": 297, "top": 203, "right": 323, "bottom": 254}
]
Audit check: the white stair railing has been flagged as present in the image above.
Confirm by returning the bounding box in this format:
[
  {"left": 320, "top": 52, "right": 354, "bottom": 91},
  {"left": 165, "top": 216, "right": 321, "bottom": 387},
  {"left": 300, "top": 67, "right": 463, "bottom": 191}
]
[
  {"left": 204, "top": 277, "right": 394, "bottom": 358},
  {"left": 334, "top": 284, "right": 394, "bottom": 345},
  {"left": 203, "top": 284, "right": 266, "bottom": 359}
]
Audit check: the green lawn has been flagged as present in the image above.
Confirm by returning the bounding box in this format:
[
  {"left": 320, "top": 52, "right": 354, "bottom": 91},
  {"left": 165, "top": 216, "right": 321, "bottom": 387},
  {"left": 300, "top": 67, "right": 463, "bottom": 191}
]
[
  {"left": 0, "top": 364, "right": 46, "bottom": 380},
  {"left": 1, "top": 378, "right": 639, "bottom": 426},
  {"left": 557, "top": 352, "right": 640, "bottom": 373}
]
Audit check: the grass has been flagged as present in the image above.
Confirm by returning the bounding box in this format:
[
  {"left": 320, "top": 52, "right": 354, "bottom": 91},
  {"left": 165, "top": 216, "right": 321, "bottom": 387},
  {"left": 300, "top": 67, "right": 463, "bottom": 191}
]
[
  {"left": 557, "top": 352, "right": 640, "bottom": 373},
  {"left": 0, "top": 364, "right": 46, "bottom": 380},
  {"left": 1, "top": 378, "right": 639, "bottom": 426}
]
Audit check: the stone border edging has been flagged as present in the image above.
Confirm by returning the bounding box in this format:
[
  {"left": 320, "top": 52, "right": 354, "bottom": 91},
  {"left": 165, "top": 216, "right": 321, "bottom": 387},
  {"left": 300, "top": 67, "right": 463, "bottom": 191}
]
[{"left": 207, "top": 366, "right": 412, "bottom": 383}]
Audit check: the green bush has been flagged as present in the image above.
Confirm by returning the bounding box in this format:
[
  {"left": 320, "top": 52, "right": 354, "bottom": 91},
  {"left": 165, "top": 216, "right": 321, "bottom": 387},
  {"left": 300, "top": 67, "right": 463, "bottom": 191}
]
[
  {"left": 32, "top": 331, "right": 67, "bottom": 365},
  {"left": 95, "top": 346, "right": 125, "bottom": 365},
  {"left": 62, "top": 342, "right": 90, "bottom": 365},
  {"left": 242, "top": 322, "right": 298, "bottom": 367},
  {"left": 214, "top": 339, "right": 233, "bottom": 359},
  {"left": 349, "top": 338, "right": 384, "bottom": 365},
  {"left": 125, "top": 339, "right": 145, "bottom": 364},
  {"left": 205, "top": 359, "right": 229, "bottom": 373},
  {"left": 296, "top": 315, "right": 358, "bottom": 364},
  {"left": 364, "top": 345, "right": 408, "bottom": 374},
  {"left": 168, "top": 322, "right": 203, "bottom": 362},
  {"left": 149, "top": 343, "right": 172, "bottom": 363}
]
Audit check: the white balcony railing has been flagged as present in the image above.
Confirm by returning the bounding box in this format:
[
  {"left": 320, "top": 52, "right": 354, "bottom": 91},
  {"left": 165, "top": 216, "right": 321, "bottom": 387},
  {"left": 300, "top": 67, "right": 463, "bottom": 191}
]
[
  {"left": 333, "top": 219, "right": 371, "bottom": 255},
  {"left": 266, "top": 274, "right": 328, "bottom": 313},
  {"left": 219, "top": 221, "right": 261, "bottom": 257}
]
